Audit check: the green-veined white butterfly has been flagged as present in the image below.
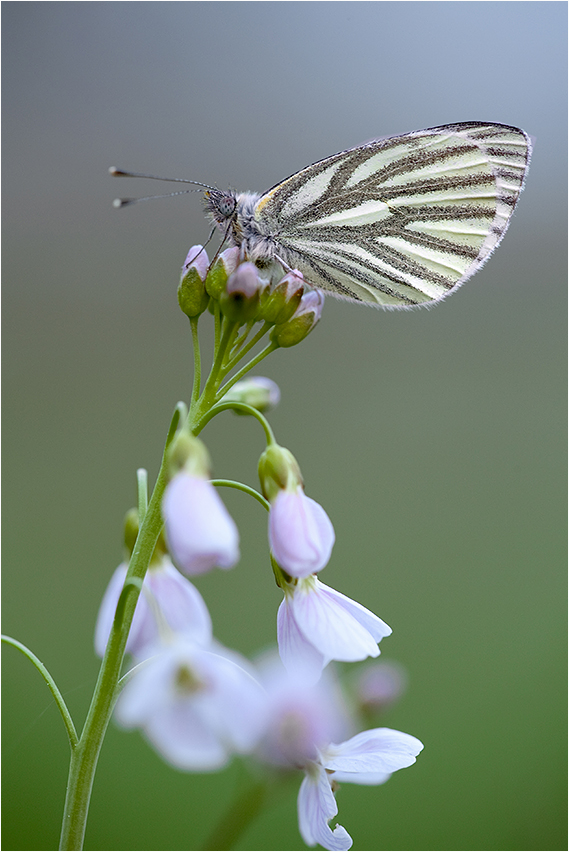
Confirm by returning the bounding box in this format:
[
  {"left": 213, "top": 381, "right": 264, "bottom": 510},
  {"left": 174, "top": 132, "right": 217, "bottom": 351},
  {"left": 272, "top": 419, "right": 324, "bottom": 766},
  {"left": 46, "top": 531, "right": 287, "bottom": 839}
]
[{"left": 113, "top": 122, "right": 531, "bottom": 310}]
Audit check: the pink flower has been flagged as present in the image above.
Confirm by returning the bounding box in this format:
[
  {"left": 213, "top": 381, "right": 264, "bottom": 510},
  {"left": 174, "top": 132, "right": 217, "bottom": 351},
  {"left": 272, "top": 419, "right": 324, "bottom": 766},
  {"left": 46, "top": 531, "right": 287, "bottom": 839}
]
[
  {"left": 277, "top": 576, "right": 392, "bottom": 682},
  {"left": 298, "top": 728, "right": 423, "bottom": 851},
  {"left": 269, "top": 486, "right": 335, "bottom": 578},
  {"left": 94, "top": 556, "right": 212, "bottom": 659},
  {"left": 162, "top": 472, "right": 239, "bottom": 575},
  {"left": 115, "top": 637, "right": 268, "bottom": 771}
]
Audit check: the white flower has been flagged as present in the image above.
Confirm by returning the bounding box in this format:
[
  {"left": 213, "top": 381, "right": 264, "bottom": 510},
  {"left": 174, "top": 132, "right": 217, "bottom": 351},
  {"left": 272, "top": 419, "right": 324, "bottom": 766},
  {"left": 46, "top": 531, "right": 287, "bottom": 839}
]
[
  {"left": 115, "top": 637, "right": 268, "bottom": 771},
  {"left": 94, "top": 556, "right": 212, "bottom": 659},
  {"left": 277, "top": 576, "right": 392, "bottom": 683},
  {"left": 269, "top": 486, "right": 335, "bottom": 578},
  {"left": 298, "top": 728, "right": 424, "bottom": 851},
  {"left": 255, "top": 656, "right": 352, "bottom": 769},
  {"left": 162, "top": 472, "right": 239, "bottom": 575}
]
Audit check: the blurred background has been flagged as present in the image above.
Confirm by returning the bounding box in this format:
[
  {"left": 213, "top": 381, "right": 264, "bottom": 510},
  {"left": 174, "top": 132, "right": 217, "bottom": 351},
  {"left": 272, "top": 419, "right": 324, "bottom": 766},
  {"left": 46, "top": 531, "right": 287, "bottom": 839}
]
[{"left": 2, "top": 3, "right": 566, "bottom": 850}]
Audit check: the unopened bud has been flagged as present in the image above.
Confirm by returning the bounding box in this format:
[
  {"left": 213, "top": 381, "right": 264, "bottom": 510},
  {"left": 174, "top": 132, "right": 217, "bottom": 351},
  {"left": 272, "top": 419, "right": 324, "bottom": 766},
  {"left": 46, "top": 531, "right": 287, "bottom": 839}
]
[
  {"left": 123, "top": 508, "right": 167, "bottom": 565},
  {"left": 258, "top": 444, "right": 303, "bottom": 502},
  {"left": 219, "top": 262, "right": 264, "bottom": 322},
  {"left": 168, "top": 430, "right": 211, "bottom": 480},
  {"left": 270, "top": 290, "right": 324, "bottom": 348},
  {"left": 205, "top": 247, "right": 240, "bottom": 300},
  {"left": 221, "top": 376, "right": 281, "bottom": 413},
  {"left": 178, "top": 245, "right": 210, "bottom": 317},
  {"left": 258, "top": 270, "right": 305, "bottom": 324}
]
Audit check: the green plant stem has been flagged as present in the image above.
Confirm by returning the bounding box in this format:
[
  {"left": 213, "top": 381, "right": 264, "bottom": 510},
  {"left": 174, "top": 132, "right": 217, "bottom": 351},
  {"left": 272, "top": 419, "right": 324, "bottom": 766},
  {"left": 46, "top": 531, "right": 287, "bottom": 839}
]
[
  {"left": 1, "top": 635, "right": 78, "bottom": 749},
  {"left": 58, "top": 405, "right": 182, "bottom": 851},
  {"left": 189, "top": 315, "right": 201, "bottom": 407},
  {"left": 224, "top": 321, "right": 272, "bottom": 373},
  {"left": 194, "top": 401, "right": 276, "bottom": 444},
  {"left": 211, "top": 479, "right": 270, "bottom": 511},
  {"left": 215, "top": 339, "right": 279, "bottom": 402},
  {"left": 202, "top": 772, "right": 294, "bottom": 851}
]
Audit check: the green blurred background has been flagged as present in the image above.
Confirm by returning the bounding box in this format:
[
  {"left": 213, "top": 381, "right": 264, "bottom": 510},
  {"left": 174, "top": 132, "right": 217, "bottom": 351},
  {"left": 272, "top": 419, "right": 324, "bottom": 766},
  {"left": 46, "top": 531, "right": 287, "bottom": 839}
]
[{"left": 2, "top": 3, "right": 566, "bottom": 850}]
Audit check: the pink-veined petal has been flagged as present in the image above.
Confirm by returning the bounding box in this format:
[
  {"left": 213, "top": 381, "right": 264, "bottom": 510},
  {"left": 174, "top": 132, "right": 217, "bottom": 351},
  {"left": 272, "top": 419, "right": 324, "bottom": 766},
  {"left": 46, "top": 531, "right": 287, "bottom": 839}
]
[
  {"left": 163, "top": 474, "right": 239, "bottom": 575},
  {"left": 298, "top": 763, "right": 352, "bottom": 851},
  {"left": 322, "top": 727, "right": 424, "bottom": 774},
  {"left": 290, "top": 579, "right": 386, "bottom": 664},
  {"left": 277, "top": 597, "right": 326, "bottom": 682},
  {"left": 315, "top": 581, "right": 392, "bottom": 643},
  {"left": 269, "top": 489, "right": 335, "bottom": 577},
  {"left": 332, "top": 770, "right": 392, "bottom": 786}
]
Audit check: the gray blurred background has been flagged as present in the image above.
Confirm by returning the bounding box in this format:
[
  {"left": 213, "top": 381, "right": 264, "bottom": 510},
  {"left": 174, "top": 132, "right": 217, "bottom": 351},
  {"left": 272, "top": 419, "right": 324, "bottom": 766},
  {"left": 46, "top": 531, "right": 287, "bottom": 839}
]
[{"left": 2, "top": 3, "right": 566, "bottom": 850}]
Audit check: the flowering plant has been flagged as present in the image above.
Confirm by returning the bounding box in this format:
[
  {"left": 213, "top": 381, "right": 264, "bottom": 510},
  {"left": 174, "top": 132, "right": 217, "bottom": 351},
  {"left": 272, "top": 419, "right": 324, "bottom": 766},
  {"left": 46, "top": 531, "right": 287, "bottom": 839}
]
[{"left": 3, "top": 244, "right": 423, "bottom": 850}]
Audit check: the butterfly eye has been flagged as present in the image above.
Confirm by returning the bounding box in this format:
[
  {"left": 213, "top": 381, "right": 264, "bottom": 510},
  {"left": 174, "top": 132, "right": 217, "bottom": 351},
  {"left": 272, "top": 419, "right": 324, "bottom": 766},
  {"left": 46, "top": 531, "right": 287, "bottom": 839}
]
[{"left": 205, "top": 190, "right": 237, "bottom": 223}]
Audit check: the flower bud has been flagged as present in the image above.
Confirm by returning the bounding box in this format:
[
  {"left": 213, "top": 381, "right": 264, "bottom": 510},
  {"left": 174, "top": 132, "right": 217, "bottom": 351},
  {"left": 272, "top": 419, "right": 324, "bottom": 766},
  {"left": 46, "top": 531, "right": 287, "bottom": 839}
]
[
  {"left": 167, "top": 430, "right": 211, "bottom": 480},
  {"left": 205, "top": 247, "right": 240, "bottom": 300},
  {"left": 258, "top": 444, "right": 303, "bottom": 502},
  {"left": 177, "top": 245, "right": 210, "bottom": 317},
  {"left": 123, "top": 509, "right": 168, "bottom": 566},
  {"left": 258, "top": 271, "right": 305, "bottom": 324},
  {"left": 219, "top": 262, "right": 264, "bottom": 322},
  {"left": 221, "top": 376, "right": 281, "bottom": 414},
  {"left": 270, "top": 290, "right": 324, "bottom": 348}
]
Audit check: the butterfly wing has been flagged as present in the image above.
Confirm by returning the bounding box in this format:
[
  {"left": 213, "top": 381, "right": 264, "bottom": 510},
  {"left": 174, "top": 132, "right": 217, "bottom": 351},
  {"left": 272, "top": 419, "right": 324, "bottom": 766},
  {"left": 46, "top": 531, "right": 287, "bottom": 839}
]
[{"left": 253, "top": 123, "right": 531, "bottom": 308}]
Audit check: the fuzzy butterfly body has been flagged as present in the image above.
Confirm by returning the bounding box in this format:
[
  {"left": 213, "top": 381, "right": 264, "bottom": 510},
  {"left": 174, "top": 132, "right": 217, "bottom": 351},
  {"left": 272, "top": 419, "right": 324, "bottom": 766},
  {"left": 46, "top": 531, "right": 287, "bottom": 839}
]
[{"left": 204, "top": 122, "right": 531, "bottom": 310}]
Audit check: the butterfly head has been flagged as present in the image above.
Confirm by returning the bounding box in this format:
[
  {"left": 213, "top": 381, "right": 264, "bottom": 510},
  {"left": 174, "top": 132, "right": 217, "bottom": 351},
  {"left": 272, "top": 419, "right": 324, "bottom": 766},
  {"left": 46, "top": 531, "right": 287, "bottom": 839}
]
[{"left": 204, "top": 189, "right": 238, "bottom": 226}]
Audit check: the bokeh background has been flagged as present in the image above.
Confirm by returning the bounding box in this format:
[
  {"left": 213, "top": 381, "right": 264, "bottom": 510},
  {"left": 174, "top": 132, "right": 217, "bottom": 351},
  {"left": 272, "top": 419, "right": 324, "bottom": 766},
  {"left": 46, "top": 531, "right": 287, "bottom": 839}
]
[{"left": 2, "top": 3, "right": 566, "bottom": 851}]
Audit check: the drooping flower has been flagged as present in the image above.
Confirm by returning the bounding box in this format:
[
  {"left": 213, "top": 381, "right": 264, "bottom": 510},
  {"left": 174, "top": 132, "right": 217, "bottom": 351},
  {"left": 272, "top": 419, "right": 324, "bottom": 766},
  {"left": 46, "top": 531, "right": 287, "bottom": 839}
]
[
  {"left": 255, "top": 653, "right": 423, "bottom": 851},
  {"left": 254, "top": 655, "right": 352, "bottom": 769},
  {"left": 277, "top": 575, "right": 391, "bottom": 682},
  {"left": 298, "top": 728, "right": 423, "bottom": 851},
  {"left": 269, "top": 487, "right": 335, "bottom": 578},
  {"left": 259, "top": 443, "right": 335, "bottom": 578},
  {"left": 163, "top": 471, "right": 239, "bottom": 575},
  {"left": 115, "top": 636, "right": 268, "bottom": 771},
  {"left": 94, "top": 555, "right": 212, "bottom": 659}
]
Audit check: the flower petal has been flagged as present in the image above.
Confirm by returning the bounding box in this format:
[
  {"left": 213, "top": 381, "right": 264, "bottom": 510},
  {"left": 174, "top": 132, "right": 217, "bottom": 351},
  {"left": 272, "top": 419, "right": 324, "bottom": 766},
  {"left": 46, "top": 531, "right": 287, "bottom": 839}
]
[
  {"left": 269, "top": 489, "right": 335, "bottom": 577},
  {"left": 277, "top": 597, "right": 326, "bottom": 683},
  {"left": 291, "top": 579, "right": 388, "bottom": 664},
  {"left": 163, "top": 473, "right": 239, "bottom": 575},
  {"left": 322, "top": 727, "right": 424, "bottom": 775},
  {"left": 298, "top": 763, "right": 352, "bottom": 851}
]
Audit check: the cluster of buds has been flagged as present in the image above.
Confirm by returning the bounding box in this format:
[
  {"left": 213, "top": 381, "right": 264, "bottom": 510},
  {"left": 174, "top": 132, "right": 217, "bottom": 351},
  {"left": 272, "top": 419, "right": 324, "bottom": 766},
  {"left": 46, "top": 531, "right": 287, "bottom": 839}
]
[{"left": 178, "top": 244, "right": 324, "bottom": 348}]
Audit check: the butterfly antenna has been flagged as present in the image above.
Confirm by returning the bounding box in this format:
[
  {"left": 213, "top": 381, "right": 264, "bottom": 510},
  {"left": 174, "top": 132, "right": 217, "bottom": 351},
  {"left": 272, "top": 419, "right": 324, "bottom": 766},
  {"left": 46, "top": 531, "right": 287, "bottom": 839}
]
[{"left": 109, "top": 167, "right": 216, "bottom": 208}]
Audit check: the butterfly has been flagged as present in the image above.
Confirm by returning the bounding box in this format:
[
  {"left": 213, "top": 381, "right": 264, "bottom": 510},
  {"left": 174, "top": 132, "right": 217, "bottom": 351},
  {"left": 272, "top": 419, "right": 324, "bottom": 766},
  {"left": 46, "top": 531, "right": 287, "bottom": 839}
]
[{"left": 113, "top": 122, "right": 531, "bottom": 310}]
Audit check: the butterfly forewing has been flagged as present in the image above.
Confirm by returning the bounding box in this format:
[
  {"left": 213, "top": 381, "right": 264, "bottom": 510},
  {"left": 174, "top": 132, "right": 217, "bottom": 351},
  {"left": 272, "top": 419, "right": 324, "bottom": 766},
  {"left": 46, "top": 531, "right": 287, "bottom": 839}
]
[{"left": 252, "top": 123, "right": 531, "bottom": 308}]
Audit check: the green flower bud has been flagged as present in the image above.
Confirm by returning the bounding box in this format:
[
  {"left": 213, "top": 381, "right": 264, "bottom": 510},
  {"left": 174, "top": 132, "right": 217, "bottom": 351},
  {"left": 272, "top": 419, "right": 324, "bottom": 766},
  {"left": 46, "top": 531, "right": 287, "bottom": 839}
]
[
  {"left": 221, "top": 376, "right": 281, "bottom": 414},
  {"left": 123, "top": 508, "right": 140, "bottom": 555},
  {"left": 258, "top": 443, "right": 303, "bottom": 502},
  {"left": 258, "top": 270, "right": 305, "bottom": 324},
  {"left": 167, "top": 429, "right": 211, "bottom": 480},
  {"left": 123, "top": 508, "right": 167, "bottom": 565},
  {"left": 205, "top": 247, "right": 240, "bottom": 300},
  {"left": 178, "top": 245, "right": 210, "bottom": 317},
  {"left": 219, "top": 262, "right": 264, "bottom": 323},
  {"left": 270, "top": 290, "right": 324, "bottom": 348}
]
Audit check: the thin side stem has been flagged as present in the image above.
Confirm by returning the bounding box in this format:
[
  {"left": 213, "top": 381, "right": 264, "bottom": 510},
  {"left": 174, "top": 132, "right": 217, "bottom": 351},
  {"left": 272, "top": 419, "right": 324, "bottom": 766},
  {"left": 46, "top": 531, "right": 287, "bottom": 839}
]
[
  {"left": 2, "top": 635, "right": 78, "bottom": 750},
  {"left": 224, "top": 321, "right": 272, "bottom": 373},
  {"left": 215, "top": 340, "right": 279, "bottom": 402},
  {"left": 210, "top": 479, "right": 270, "bottom": 511},
  {"left": 193, "top": 401, "right": 276, "bottom": 445},
  {"left": 189, "top": 315, "right": 202, "bottom": 407}
]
